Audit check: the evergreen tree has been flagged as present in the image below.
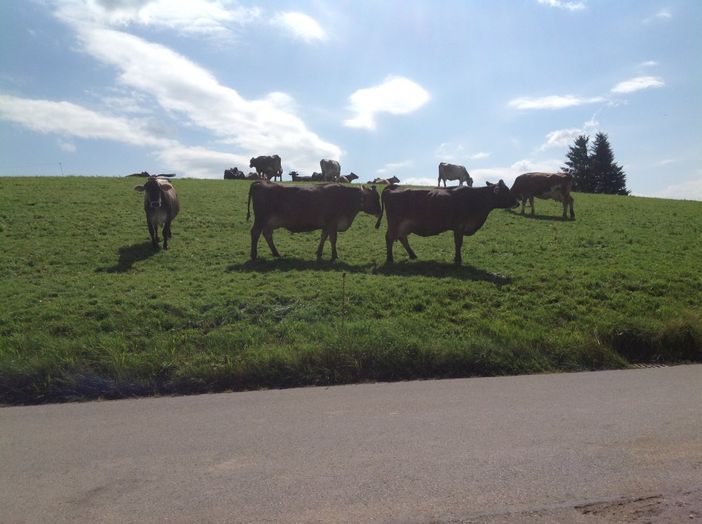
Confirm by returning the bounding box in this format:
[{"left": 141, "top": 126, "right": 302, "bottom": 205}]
[
  {"left": 562, "top": 135, "right": 593, "bottom": 192},
  {"left": 590, "top": 132, "right": 629, "bottom": 195}
]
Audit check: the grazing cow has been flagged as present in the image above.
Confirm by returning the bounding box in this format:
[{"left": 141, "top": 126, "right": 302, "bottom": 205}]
[
  {"left": 438, "top": 162, "right": 473, "bottom": 187},
  {"left": 224, "top": 167, "right": 245, "bottom": 180},
  {"left": 339, "top": 172, "right": 359, "bottom": 183},
  {"left": 250, "top": 155, "right": 283, "bottom": 181},
  {"left": 247, "top": 181, "right": 381, "bottom": 261},
  {"left": 510, "top": 172, "right": 575, "bottom": 220},
  {"left": 320, "top": 159, "right": 341, "bottom": 182},
  {"left": 376, "top": 180, "right": 517, "bottom": 264},
  {"left": 371, "top": 176, "right": 400, "bottom": 185},
  {"left": 134, "top": 176, "right": 180, "bottom": 250}
]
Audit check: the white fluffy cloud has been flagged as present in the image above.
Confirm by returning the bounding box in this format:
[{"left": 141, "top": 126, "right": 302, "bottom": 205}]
[
  {"left": 57, "top": 0, "right": 260, "bottom": 41},
  {"left": 0, "top": 94, "right": 175, "bottom": 148},
  {"left": 508, "top": 95, "right": 606, "bottom": 110},
  {"left": 611, "top": 76, "right": 665, "bottom": 94},
  {"left": 23, "top": 4, "right": 343, "bottom": 176},
  {"left": 537, "top": 0, "right": 586, "bottom": 11},
  {"left": 435, "top": 142, "right": 491, "bottom": 163},
  {"left": 272, "top": 12, "right": 327, "bottom": 42},
  {"left": 539, "top": 128, "right": 583, "bottom": 150},
  {"left": 655, "top": 178, "right": 702, "bottom": 201},
  {"left": 376, "top": 160, "right": 414, "bottom": 175},
  {"left": 344, "top": 76, "right": 430, "bottom": 130}
]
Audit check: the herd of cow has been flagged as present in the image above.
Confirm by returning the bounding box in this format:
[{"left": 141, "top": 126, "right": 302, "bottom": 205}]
[{"left": 134, "top": 156, "right": 575, "bottom": 264}]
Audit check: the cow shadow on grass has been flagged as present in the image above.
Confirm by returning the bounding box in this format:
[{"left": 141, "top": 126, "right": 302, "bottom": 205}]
[
  {"left": 228, "top": 257, "right": 511, "bottom": 284},
  {"left": 374, "top": 260, "right": 512, "bottom": 284},
  {"left": 227, "top": 258, "right": 376, "bottom": 274},
  {"left": 506, "top": 209, "right": 571, "bottom": 222},
  {"left": 98, "top": 241, "right": 158, "bottom": 273}
]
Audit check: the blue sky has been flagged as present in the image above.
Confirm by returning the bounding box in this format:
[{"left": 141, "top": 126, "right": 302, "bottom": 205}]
[{"left": 1, "top": 0, "right": 700, "bottom": 199}]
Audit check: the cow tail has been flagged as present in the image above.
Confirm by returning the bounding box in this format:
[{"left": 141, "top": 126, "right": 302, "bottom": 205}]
[
  {"left": 375, "top": 189, "right": 386, "bottom": 229},
  {"left": 246, "top": 181, "right": 254, "bottom": 222}
]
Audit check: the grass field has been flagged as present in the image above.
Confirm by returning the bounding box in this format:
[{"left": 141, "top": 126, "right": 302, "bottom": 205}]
[{"left": 1, "top": 176, "right": 701, "bottom": 404}]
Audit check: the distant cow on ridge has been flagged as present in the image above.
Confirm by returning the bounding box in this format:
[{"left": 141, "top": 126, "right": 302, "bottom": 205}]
[
  {"left": 134, "top": 175, "right": 180, "bottom": 250},
  {"left": 510, "top": 172, "right": 575, "bottom": 220},
  {"left": 371, "top": 176, "right": 400, "bottom": 185},
  {"left": 376, "top": 181, "right": 517, "bottom": 264},
  {"left": 250, "top": 155, "right": 283, "bottom": 181},
  {"left": 247, "top": 181, "right": 381, "bottom": 261},
  {"left": 438, "top": 162, "right": 473, "bottom": 187},
  {"left": 320, "top": 159, "right": 341, "bottom": 182}
]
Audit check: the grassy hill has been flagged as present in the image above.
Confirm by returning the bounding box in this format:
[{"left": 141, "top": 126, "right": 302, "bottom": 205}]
[{"left": 1, "top": 176, "right": 700, "bottom": 404}]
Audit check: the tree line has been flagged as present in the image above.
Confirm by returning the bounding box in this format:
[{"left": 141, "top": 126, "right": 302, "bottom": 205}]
[{"left": 563, "top": 132, "right": 629, "bottom": 195}]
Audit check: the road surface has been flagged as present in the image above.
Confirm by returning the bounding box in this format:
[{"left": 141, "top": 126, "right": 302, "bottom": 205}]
[{"left": 1, "top": 365, "right": 701, "bottom": 523}]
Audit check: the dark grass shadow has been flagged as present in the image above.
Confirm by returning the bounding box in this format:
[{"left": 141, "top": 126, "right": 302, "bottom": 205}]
[
  {"left": 97, "top": 241, "right": 158, "bottom": 273},
  {"left": 227, "top": 257, "right": 376, "bottom": 274},
  {"left": 506, "top": 209, "right": 573, "bottom": 222},
  {"left": 228, "top": 257, "right": 511, "bottom": 284},
  {"left": 373, "top": 260, "right": 512, "bottom": 284}
]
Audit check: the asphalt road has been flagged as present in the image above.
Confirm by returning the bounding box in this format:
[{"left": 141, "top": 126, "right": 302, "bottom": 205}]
[{"left": 1, "top": 365, "right": 701, "bottom": 523}]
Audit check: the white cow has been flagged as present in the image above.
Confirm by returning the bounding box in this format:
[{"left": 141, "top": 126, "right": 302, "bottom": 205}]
[
  {"left": 438, "top": 162, "right": 473, "bottom": 187},
  {"left": 320, "top": 159, "right": 341, "bottom": 182}
]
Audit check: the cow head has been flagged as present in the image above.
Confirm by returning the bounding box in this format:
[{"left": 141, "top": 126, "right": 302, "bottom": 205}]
[
  {"left": 249, "top": 157, "right": 255, "bottom": 168},
  {"left": 388, "top": 176, "right": 400, "bottom": 184},
  {"left": 360, "top": 185, "right": 382, "bottom": 216},
  {"left": 134, "top": 176, "right": 172, "bottom": 208},
  {"left": 491, "top": 180, "right": 519, "bottom": 209}
]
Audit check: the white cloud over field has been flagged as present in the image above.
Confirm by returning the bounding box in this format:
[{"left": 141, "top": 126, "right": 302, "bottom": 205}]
[{"left": 344, "top": 76, "right": 430, "bottom": 130}]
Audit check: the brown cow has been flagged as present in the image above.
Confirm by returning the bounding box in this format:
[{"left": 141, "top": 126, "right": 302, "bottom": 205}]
[
  {"left": 247, "top": 181, "right": 381, "bottom": 261},
  {"left": 438, "top": 162, "right": 473, "bottom": 187},
  {"left": 375, "top": 180, "right": 517, "bottom": 264},
  {"left": 290, "top": 171, "right": 316, "bottom": 182},
  {"left": 134, "top": 176, "right": 180, "bottom": 250},
  {"left": 339, "top": 173, "right": 359, "bottom": 183},
  {"left": 224, "top": 167, "right": 245, "bottom": 180},
  {"left": 510, "top": 172, "right": 575, "bottom": 219},
  {"left": 250, "top": 155, "right": 283, "bottom": 181},
  {"left": 371, "top": 176, "right": 400, "bottom": 185}
]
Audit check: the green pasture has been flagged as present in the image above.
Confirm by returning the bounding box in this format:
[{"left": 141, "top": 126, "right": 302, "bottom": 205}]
[{"left": 1, "top": 176, "right": 700, "bottom": 404}]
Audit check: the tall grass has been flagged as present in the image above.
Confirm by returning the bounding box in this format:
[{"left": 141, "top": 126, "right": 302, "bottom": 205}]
[{"left": 1, "top": 177, "right": 700, "bottom": 404}]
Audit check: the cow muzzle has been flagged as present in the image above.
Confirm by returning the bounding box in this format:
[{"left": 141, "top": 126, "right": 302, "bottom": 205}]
[{"left": 149, "top": 199, "right": 161, "bottom": 208}]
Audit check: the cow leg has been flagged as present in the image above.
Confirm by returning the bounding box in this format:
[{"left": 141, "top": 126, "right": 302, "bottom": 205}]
[
  {"left": 520, "top": 198, "right": 526, "bottom": 215},
  {"left": 147, "top": 217, "right": 159, "bottom": 248},
  {"left": 316, "top": 230, "right": 328, "bottom": 259},
  {"left": 399, "top": 236, "right": 417, "bottom": 260},
  {"left": 569, "top": 196, "right": 575, "bottom": 220},
  {"left": 385, "top": 231, "right": 395, "bottom": 263},
  {"left": 163, "top": 220, "right": 173, "bottom": 250},
  {"left": 453, "top": 230, "right": 463, "bottom": 265},
  {"left": 329, "top": 229, "right": 339, "bottom": 261},
  {"left": 529, "top": 196, "right": 535, "bottom": 215},
  {"left": 262, "top": 228, "right": 280, "bottom": 257},
  {"left": 162, "top": 223, "right": 169, "bottom": 250},
  {"left": 250, "top": 223, "right": 262, "bottom": 260}
]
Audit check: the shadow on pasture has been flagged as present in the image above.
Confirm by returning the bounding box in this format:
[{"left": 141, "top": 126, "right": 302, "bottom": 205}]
[
  {"left": 98, "top": 241, "right": 157, "bottom": 273},
  {"left": 505, "top": 209, "right": 571, "bottom": 222},
  {"left": 227, "top": 257, "right": 376, "bottom": 274},
  {"left": 374, "top": 260, "right": 512, "bottom": 284}
]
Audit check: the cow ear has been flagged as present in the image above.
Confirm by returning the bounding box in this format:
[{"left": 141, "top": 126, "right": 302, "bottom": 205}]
[
  {"left": 160, "top": 183, "right": 173, "bottom": 191},
  {"left": 134, "top": 185, "right": 145, "bottom": 192}
]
